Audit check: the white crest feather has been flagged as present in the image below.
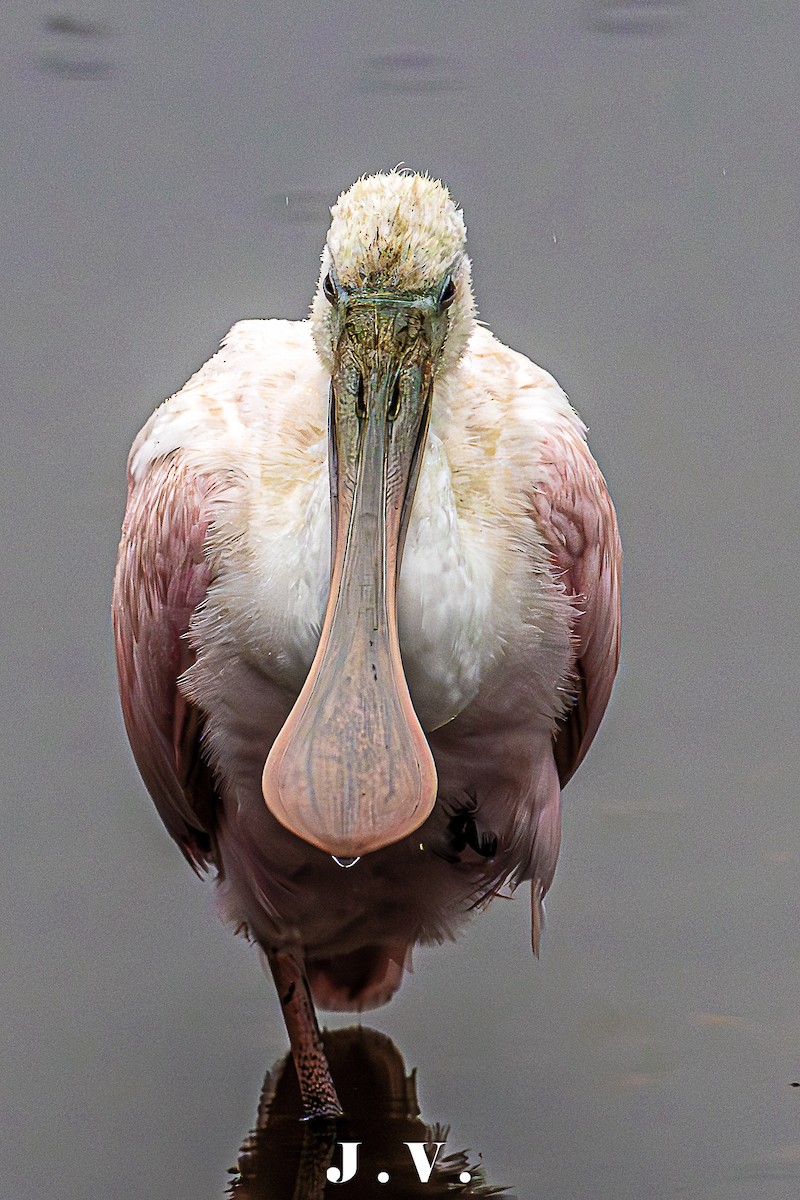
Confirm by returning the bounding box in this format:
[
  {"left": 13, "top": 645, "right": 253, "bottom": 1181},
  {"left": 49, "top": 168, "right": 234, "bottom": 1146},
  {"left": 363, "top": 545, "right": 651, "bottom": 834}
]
[{"left": 327, "top": 170, "right": 466, "bottom": 290}]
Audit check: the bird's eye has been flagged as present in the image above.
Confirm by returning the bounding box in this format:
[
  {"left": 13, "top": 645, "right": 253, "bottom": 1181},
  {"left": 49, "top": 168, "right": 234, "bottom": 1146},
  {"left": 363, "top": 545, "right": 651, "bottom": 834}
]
[
  {"left": 323, "top": 272, "right": 338, "bottom": 305},
  {"left": 439, "top": 276, "right": 456, "bottom": 311}
]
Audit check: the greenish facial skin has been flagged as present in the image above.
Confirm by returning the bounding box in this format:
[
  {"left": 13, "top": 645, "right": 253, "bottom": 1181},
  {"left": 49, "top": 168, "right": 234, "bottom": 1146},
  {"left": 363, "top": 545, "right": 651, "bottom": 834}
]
[{"left": 262, "top": 275, "right": 457, "bottom": 859}]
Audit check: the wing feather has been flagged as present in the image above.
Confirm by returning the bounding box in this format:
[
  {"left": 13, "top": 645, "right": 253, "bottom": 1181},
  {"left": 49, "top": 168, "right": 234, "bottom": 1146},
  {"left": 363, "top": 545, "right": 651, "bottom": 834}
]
[
  {"left": 532, "top": 423, "right": 621, "bottom": 786},
  {"left": 113, "top": 453, "right": 220, "bottom": 871}
]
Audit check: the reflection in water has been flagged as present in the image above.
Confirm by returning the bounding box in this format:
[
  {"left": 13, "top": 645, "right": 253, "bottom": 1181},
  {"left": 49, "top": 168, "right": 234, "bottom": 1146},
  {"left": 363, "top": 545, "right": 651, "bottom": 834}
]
[{"left": 228, "top": 1028, "right": 513, "bottom": 1199}]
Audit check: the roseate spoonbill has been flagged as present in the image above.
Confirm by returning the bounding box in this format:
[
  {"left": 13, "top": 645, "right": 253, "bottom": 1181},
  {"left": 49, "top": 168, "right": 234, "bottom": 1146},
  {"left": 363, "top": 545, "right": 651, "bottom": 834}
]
[{"left": 113, "top": 171, "right": 621, "bottom": 1118}]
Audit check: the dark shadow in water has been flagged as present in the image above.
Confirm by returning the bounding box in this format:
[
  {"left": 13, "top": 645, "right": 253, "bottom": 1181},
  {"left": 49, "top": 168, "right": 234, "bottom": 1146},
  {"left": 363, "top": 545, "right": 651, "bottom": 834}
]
[
  {"left": 228, "top": 1027, "right": 514, "bottom": 1199},
  {"left": 43, "top": 14, "right": 115, "bottom": 37},
  {"left": 38, "top": 12, "right": 115, "bottom": 78},
  {"left": 37, "top": 55, "right": 114, "bottom": 79},
  {"left": 585, "top": 0, "right": 690, "bottom": 36},
  {"left": 357, "top": 50, "right": 464, "bottom": 95}
]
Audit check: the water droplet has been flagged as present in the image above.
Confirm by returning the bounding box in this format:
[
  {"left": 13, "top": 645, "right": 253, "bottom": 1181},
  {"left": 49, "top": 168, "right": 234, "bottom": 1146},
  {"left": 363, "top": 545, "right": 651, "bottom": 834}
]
[{"left": 269, "top": 190, "right": 330, "bottom": 224}]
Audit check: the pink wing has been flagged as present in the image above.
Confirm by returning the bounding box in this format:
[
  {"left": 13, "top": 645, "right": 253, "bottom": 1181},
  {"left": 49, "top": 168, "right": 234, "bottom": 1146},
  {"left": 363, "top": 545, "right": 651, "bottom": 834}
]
[
  {"left": 113, "top": 454, "right": 220, "bottom": 871},
  {"left": 532, "top": 422, "right": 622, "bottom": 786}
]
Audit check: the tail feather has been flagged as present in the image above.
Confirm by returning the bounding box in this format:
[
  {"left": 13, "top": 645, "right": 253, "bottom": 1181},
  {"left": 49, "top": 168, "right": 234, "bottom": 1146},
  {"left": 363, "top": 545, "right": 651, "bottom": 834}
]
[
  {"left": 531, "top": 878, "right": 544, "bottom": 958},
  {"left": 512, "top": 753, "right": 562, "bottom": 957}
]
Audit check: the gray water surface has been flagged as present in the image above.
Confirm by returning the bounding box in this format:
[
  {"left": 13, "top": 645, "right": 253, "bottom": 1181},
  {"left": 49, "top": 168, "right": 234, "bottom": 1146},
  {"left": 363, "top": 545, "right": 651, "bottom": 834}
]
[{"left": 2, "top": 2, "right": 798, "bottom": 1197}]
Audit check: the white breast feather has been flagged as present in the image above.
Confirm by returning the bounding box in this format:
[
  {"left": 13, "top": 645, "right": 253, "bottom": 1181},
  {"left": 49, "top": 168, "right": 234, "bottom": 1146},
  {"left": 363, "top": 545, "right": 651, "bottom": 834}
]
[{"left": 131, "top": 319, "right": 580, "bottom": 736}]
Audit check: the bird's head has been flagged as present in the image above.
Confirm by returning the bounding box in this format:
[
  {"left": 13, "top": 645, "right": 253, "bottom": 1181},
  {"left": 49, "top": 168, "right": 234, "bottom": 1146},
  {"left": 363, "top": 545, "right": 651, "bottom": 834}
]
[
  {"left": 263, "top": 173, "right": 474, "bottom": 859},
  {"left": 310, "top": 170, "right": 474, "bottom": 377}
]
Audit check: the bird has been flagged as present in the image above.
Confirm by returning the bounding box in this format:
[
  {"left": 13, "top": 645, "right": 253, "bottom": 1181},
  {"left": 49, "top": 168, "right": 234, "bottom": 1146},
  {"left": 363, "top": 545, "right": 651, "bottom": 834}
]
[{"left": 113, "top": 170, "right": 621, "bottom": 1120}]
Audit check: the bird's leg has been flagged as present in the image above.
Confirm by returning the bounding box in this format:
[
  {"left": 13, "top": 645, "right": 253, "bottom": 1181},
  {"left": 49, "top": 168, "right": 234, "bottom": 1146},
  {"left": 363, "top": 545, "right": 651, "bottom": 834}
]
[{"left": 265, "top": 947, "right": 343, "bottom": 1121}]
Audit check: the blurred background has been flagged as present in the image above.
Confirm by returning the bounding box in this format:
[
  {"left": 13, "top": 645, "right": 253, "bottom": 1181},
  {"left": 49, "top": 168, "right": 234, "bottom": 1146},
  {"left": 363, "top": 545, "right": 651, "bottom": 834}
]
[{"left": 2, "top": 2, "right": 798, "bottom": 1197}]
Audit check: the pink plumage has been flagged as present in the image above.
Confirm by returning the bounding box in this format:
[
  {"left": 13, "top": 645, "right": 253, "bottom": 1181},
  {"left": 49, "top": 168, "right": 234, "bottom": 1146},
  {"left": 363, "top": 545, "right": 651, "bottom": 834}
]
[{"left": 113, "top": 172, "right": 621, "bottom": 1116}]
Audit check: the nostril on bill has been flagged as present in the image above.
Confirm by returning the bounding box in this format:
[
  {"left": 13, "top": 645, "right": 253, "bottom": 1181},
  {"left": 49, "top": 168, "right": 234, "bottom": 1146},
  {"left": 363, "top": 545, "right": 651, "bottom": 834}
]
[
  {"left": 387, "top": 375, "right": 402, "bottom": 421},
  {"left": 355, "top": 373, "right": 367, "bottom": 419}
]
